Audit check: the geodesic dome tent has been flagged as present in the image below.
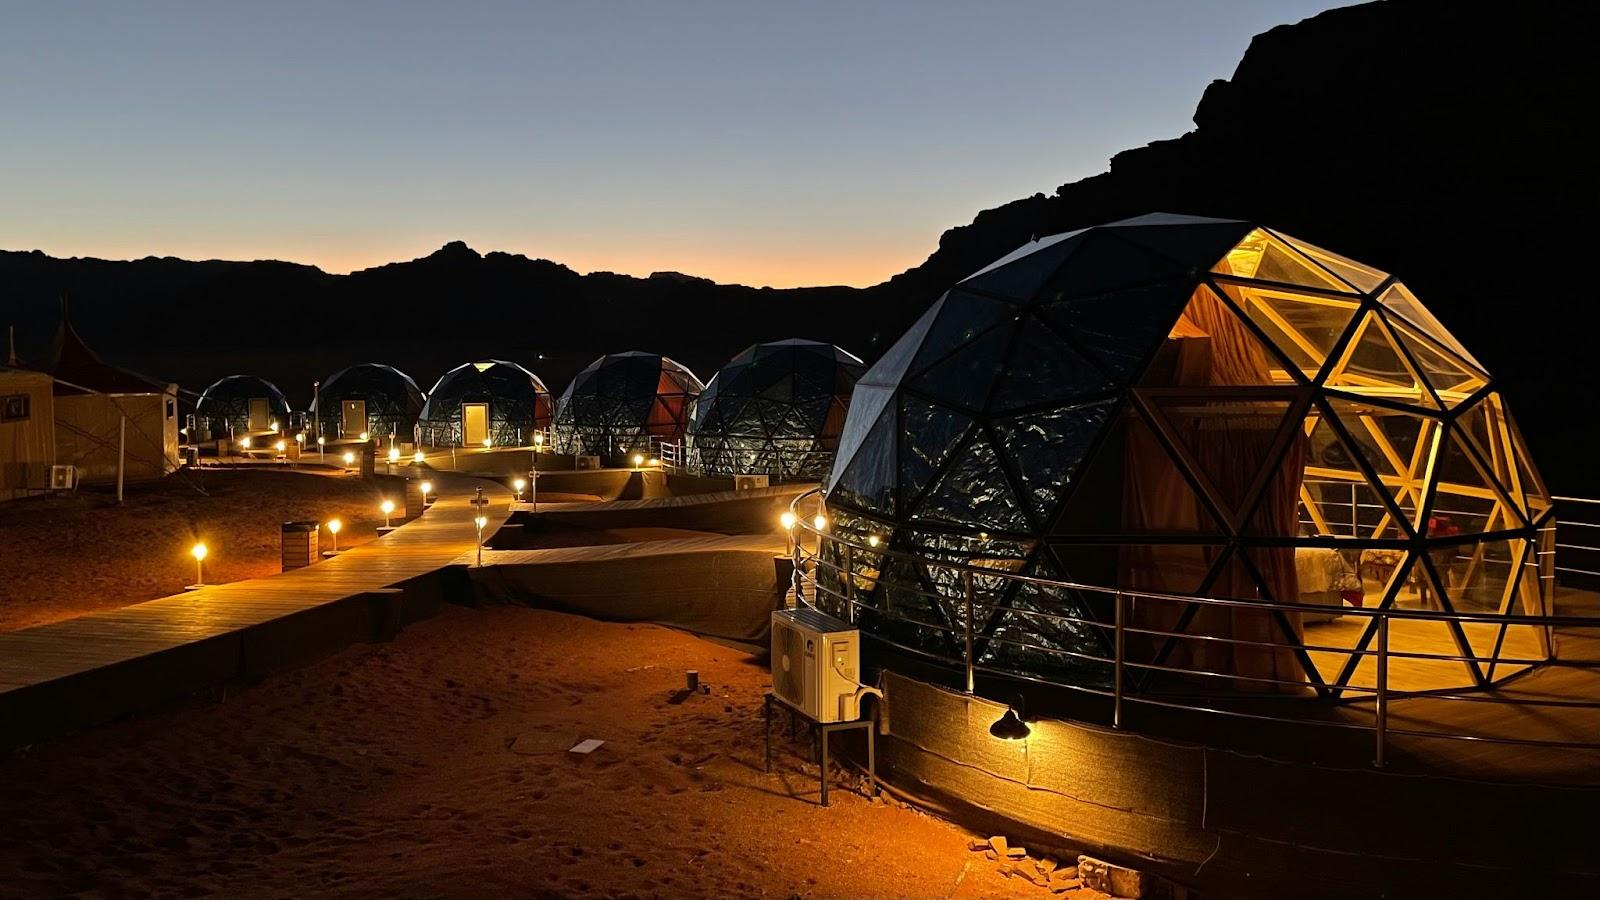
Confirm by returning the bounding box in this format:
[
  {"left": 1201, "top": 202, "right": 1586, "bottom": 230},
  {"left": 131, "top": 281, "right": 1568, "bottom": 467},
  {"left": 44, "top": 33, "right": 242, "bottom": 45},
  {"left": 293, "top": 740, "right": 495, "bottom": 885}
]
[
  {"left": 311, "top": 363, "right": 424, "bottom": 441},
  {"left": 417, "top": 360, "right": 553, "bottom": 448},
  {"left": 688, "top": 339, "right": 866, "bottom": 480},
  {"left": 821, "top": 213, "right": 1551, "bottom": 696},
  {"left": 552, "top": 351, "right": 703, "bottom": 459},
  {"left": 195, "top": 375, "right": 292, "bottom": 438}
]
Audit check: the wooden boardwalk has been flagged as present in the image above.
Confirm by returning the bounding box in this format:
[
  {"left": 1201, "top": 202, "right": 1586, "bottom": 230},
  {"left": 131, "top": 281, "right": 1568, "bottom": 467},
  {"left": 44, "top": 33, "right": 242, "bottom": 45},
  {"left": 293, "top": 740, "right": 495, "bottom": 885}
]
[{"left": 0, "top": 472, "right": 511, "bottom": 747}]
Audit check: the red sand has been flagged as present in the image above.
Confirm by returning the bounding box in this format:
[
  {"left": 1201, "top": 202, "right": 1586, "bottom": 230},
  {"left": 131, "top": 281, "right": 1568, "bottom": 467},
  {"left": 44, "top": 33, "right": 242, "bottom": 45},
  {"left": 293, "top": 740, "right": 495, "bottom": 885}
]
[
  {"left": 0, "top": 469, "right": 393, "bottom": 632},
  {"left": 0, "top": 607, "right": 1080, "bottom": 898}
]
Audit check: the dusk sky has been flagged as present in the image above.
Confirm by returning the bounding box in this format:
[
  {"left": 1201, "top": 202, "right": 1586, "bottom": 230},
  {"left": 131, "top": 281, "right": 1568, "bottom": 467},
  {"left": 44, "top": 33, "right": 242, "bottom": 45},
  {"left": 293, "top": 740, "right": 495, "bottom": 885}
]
[{"left": 1, "top": 1, "right": 1341, "bottom": 288}]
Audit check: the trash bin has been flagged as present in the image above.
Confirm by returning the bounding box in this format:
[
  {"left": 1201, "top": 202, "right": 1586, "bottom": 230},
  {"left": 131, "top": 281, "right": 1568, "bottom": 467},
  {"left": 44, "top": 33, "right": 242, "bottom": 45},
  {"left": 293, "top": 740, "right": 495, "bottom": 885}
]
[{"left": 282, "top": 521, "right": 320, "bottom": 570}]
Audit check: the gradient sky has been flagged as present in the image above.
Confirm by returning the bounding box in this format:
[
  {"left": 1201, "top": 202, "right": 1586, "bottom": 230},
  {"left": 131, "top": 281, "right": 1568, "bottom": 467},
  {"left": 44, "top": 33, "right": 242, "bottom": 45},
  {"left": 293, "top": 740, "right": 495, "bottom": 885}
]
[{"left": 0, "top": 1, "right": 1342, "bottom": 287}]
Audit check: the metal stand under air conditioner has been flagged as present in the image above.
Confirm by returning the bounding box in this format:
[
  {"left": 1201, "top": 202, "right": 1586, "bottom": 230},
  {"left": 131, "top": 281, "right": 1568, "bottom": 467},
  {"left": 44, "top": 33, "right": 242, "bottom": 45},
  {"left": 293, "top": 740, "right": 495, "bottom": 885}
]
[{"left": 762, "top": 692, "right": 877, "bottom": 807}]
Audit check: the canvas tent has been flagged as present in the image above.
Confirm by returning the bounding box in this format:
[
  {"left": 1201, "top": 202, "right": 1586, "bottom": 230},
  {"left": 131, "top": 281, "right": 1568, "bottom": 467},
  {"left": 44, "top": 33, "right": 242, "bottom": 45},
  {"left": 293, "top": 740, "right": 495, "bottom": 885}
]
[
  {"left": 417, "top": 360, "right": 553, "bottom": 448},
  {"left": 552, "top": 351, "right": 703, "bottom": 460},
  {"left": 687, "top": 339, "right": 865, "bottom": 480},
  {"left": 195, "top": 374, "right": 292, "bottom": 440},
  {"left": 46, "top": 316, "right": 180, "bottom": 484},
  {"left": 822, "top": 213, "right": 1550, "bottom": 695},
  {"left": 0, "top": 366, "right": 55, "bottom": 501},
  {"left": 311, "top": 363, "right": 424, "bottom": 442}
]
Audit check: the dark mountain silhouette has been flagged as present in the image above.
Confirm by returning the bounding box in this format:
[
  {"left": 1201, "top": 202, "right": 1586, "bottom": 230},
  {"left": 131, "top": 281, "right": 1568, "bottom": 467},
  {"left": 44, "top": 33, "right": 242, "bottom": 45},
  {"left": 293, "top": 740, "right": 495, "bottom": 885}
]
[{"left": 2, "top": 0, "right": 1595, "bottom": 487}]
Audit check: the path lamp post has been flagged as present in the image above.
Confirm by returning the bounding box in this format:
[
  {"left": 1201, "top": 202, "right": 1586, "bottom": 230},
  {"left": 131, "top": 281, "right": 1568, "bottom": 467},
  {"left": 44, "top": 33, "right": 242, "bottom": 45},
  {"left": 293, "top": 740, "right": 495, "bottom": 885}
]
[
  {"left": 420, "top": 480, "right": 434, "bottom": 506},
  {"left": 317, "top": 435, "right": 325, "bottom": 460},
  {"left": 186, "top": 542, "right": 207, "bottom": 590},
  {"left": 531, "top": 431, "right": 544, "bottom": 511},
  {"left": 474, "top": 515, "right": 488, "bottom": 567},
  {"left": 325, "top": 518, "right": 342, "bottom": 555},
  {"left": 379, "top": 499, "right": 396, "bottom": 532},
  {"left": 513, "top": 478, "right": 526, "bottom": 502},
  {"left": 387, "top": 446, "right": 400, "bottom": 473}
]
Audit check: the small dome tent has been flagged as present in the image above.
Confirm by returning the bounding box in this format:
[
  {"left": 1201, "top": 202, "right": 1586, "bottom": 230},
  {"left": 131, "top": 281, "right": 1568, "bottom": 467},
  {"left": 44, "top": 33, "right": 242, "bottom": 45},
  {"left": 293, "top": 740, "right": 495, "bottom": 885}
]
[
  {"left": 821, "top": 213, "right": 1551, "bottom": 695},
  {"left": 311, "top": 363, "right": 424, "bottom": 442},
  {"left": 417, "top": 360, "right": 553, "bottom": 448},
  {"left": 552, "top": 351, "right": 703, "bottom": 460},
  {"left": 688, "top": 339, "right": 865, "bottom": 480},
  {"left": 195, "top": 375, "right": 292, "bottom": 439}
]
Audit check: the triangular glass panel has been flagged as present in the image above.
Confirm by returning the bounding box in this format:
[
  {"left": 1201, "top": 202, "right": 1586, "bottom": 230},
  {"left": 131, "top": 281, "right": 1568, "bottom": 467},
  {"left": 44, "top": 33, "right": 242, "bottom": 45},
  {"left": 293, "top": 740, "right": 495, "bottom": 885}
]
[
  {"left": 1143, "top": 394, "right": 1300, "bottom": 531},
  {"left": 826, "top": 403, "right": 897, "bottom": 515},
  {"left": 959, "top": 231, "right": 1086, "bottom": 300},
  {"left": 1505, "top": 409, "right": 1553, "bottom": 526},
  {"left": 826, "top": 384, "right": 894, "bottom": 491},
  {"left": 1041, "top": 229, "right": 1191, "bottom": 298},
  {"left": 1214, "top": 228, "right": 1356, "bottom": 294},
  {"left": 1168, "top": 546, "right": 1317, "bottom": 693},
  {"left": 1107, "top": 220, "right": 1256, "bottom": 270},
  {"left": 989, "top": 315, "right": 1116, "bottom": 412},
  {"left": 1172, "top": 283, "right": 1303, "bottom": 387},
  {"left": 1323, "top": 310, "right": 1439, "bottom": 408},
  {"left": 991, "top": 401, "right": 1114, "bottom": 526},
  {"left": 1425, "top": 421, "right": 1525, "bottom": 537},
  {"left": 858, "top": 298, "right": 941, "bottom": 390},
  {"left": 1305, "top": 399, "right": 1433, "bottom": 539},
  {"left": 897, "top": 397, "right": 973, "bottom": 512},
  {"left": 1050, "top": 407, "right": 1229, "bottom": 537},
  {"left": 989, "top": 555, "right": 1109, "bottom": 682},
  {"left": 1453, "top": 393, "right": 1527, "bottom": 519},
  {"left": 908, "top": 324, "right": 1010, "bottom": 411},
  {"left": 1382, "top": 313, "right": 1487, "bottom": 409},
  {"left": 1375, "top": 282, "right": 1484, "bottom": 370},
  {"left": 1036, "top": 280, "right": 1194, "bottom": 384},
  {"left": 1267, "top": 229, "right": 1390, "bottom": 293},
  {"left": 909, "top": 432, "right": 1030, "bottom": 533},
  {"left": 907, "top": 289, "right": 1017, "bottom": 379},
  {"left": 1224, "top": 283, "right": 1360, "bottom": 383}
]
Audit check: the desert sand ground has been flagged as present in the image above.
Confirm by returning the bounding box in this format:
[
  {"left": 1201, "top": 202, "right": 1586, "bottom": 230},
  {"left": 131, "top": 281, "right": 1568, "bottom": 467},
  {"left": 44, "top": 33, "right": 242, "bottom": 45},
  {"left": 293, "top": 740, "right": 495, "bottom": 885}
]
[
  {"left": 0, "top": 606, "right": 1078, "bottom": 899},
  {"left": 0, "top": 469, "right": 393, "bottom": 632}
]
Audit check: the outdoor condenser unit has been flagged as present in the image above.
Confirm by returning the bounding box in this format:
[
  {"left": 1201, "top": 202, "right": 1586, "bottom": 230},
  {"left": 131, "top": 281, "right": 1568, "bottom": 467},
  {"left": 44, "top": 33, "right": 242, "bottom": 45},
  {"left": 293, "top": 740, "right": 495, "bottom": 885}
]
[
  {"left": 772, "top": 608, "right": 861, "bottom": 723},
  {"left": 49, "top": 465, "right": 76, "bottom": 490},
  {"left": 733, "top": 474, "right": 770, "bottom": 491}
]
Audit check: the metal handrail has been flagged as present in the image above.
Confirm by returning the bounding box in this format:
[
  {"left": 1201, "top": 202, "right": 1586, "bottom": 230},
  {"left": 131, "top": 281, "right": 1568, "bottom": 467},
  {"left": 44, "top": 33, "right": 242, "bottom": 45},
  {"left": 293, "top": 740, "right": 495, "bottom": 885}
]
[{"left": 786, "top": 488, "right": 1600, "bottom": 766}]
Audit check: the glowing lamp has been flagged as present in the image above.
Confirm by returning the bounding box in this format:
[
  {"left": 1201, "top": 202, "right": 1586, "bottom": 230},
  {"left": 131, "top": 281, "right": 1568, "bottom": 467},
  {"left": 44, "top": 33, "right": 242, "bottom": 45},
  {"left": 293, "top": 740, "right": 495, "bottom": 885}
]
[
  {"left": 868, "top": 535, "right": 880, "bottom": 548},
  {"left": 295, "top": 432, "right": 305, "bottom": 444},
  {"left": 317, "top": 436, "right": 326, "bottom": 446},
  {"left": 648, "top": 457, "right": 659, "bottom": 467},
  {"left": 189, "top": 542, "right": 208, "bottom": 588},
  {"left": 780, "top": 511, "right": 797, "bottom": 530},
  {"left": 632, "top": 453, "right": 644, "bottom": 468},
  {"left": 388, "top": 447, "right": 400, "bottom": 463},
  {"left": 380, "top": 498, "right": 396, "bottom": 530},
  {"left": 474, "top": 515, "right": 488, "bottom": 530},
  {"left": 513, "top": 478, "right": 526, "bottom": 500},
  {"left": 989, "top": 695, "right": 1031, "bottom": 741},
  {"left": 327, "top": 518, "right": 342, "bottom": 535},
  {"left": 270, "top": 420, "right": 279, "bottom": 432},
  {"left": 359, "top": 431, "right": 370, "bottom": 442},
  {"left": 534, "top": 432, "right": 545, "bottom": 447},
  {"left": 420, "top": 480, "right": 433, "bottom": 498},
  {"left": 275, "top": 440, "right": 286, "bottom": 453},
  {"left": 343, "top": 451, "right": 356, "bottom": 466},
  {"left": 239, "top": 437, "right": 252, "bottom": 450},
  {"left": 413, "top": 450, "right": 425, "bottom": 464},
  {"left": 812, "top": 514, "right": 828, "bottom": 531},
  {"left": 483, "top": 437, "right": 493, "bottom": 448}
]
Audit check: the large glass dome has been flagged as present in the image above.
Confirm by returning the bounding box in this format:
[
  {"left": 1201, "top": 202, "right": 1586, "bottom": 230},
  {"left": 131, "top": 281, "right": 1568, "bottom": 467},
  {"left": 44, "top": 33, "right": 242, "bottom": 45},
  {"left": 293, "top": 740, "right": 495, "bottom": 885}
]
[
  {"left": 194, "top": 374, "right": 291, "bottom": 437},
  {"left": 417, "top": 360, "right": 552, "bottom": 447},
  {"left": 311, "top": 363, "right": 425, "bottom": 441},
  {"left": 688, "top": 339, "right": 865, "bottom": 480},
  {"left": 552, "top": 351, "right": 703, "bottom": 459},
  {"left": 821, "top": 213, "right": 1551, "bottom": 695}
]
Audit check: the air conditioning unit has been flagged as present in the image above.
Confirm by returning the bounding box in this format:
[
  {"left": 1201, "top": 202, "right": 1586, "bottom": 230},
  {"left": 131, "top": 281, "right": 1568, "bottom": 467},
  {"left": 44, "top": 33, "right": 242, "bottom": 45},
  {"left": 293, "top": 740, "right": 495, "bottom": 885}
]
[
  {"left": 734, "top": 474, "right": 770, "bottom": 491},
  {"left": 49, "top": 465, "right": 77, "bottom": 490},
  {"left": 575, "top": 455, "right": 602, "bottom": 470},
  {"left": 772, "top": 608, "right": 861, "bottom": 723}
]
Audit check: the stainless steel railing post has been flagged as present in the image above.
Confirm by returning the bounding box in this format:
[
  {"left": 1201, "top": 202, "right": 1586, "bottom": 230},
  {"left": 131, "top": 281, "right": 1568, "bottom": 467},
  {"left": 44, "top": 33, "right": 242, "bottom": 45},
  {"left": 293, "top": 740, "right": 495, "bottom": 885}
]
[
  {"left": 791, "top": 534, "right": 803, "bottom": 608},
  {"left": 1375, "top": 611, "right": 1389, "bottom": 768},
  {"left": 963, "top": 569, "right": 976, "bottom": 694},
  {"left": 1114, "top": 590, "right": 1126, "bottom": 729},
  {"left": 844, "top": 542, "right": 856, "bottom": 624}
]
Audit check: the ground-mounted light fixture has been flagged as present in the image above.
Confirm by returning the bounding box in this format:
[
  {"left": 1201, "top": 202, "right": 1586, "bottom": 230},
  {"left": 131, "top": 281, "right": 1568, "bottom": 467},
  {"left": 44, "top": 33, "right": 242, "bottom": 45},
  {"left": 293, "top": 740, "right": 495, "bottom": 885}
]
[
  {"left": 185, "top": 542, "right": 208, "bottom": 590},
  {"left": 513, "top": 478, "right": 526, "bottom": 501},
  {"left": 323, "top": 518, "right": 343, "bottom": 556},
  {"left": 632, "top": 453, "right": 644, "bottom": 470},
  {"left": 474, "top": 514, "right": 488, "bottom": 566},
  {"left": 378, "top": 499, "right": 396, "bottom": 533},
  {"left": 359, "top": 431, "right": 370, "bottom": 443},
  {"left": 342, "top": 450, "right": 356, "bottom": 468},
  {"left": 413, "top": 449, "right": 425, "bottom": 465},
  {"left": 239, "top": 436, "right": 252, "bottom": 452},
  {"left": 482, "top": 437, "right": 493, "bottom": 449},
  {"left": 316, "top": 435, "right": 326, "bottom": 460},
  {"left": 989, "top": 693, "right": 1031, "bottom": 741},
  {"left": 420, "top": 480, "right": 434, "bottom": 506}
]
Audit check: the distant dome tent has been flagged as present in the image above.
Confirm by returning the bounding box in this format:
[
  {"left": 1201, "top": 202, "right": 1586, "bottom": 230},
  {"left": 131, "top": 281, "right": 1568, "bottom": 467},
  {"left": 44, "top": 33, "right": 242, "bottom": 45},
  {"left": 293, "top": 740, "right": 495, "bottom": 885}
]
[
  {"left": 821, "top": 213, "right": 1551, "bottom": 695},
  {"left": 552, "top": 351, "right": 703, "bottom": 460},
  {"left": 194, "top": 375, "right": 292, "bottom": 439},
  {"left": 688, "top": 339, "right": 865, "bottom": 480},
  {"left": 417, "top": 360, "right": 553, "bottom": 448},
  {"left": 311, "top": 363, "right": 425, "bottom": 442}
]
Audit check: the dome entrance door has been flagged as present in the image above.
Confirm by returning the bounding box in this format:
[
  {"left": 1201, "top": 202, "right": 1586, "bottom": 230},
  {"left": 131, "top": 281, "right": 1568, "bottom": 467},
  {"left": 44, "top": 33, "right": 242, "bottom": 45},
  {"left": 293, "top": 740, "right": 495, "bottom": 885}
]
[{"left": 462, "top": 403, "right": 489, "bottom": 446}]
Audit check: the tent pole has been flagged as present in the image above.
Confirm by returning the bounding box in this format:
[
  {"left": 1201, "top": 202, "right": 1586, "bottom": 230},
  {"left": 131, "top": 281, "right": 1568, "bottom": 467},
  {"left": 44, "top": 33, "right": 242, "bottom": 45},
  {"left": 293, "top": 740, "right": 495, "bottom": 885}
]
[{"left": 117, "top": 415, "right": 126, "bottom": 504}]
